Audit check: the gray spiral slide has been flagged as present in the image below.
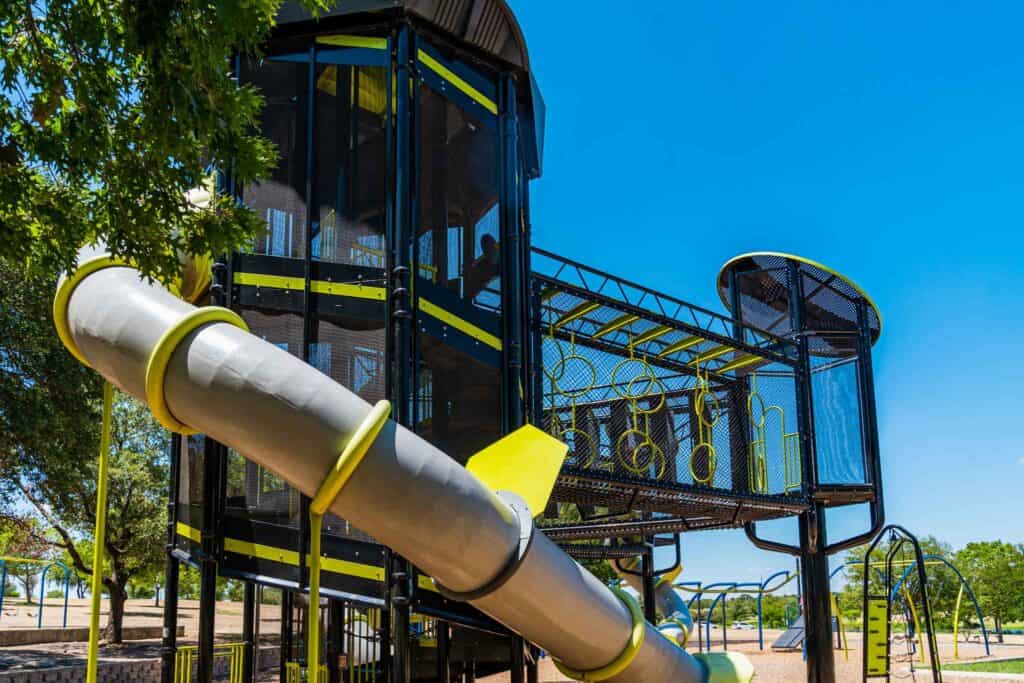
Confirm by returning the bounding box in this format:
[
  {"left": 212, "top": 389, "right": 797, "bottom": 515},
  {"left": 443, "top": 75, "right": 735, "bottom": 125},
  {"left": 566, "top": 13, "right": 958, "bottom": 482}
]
[{"left": 55, "top": 246, "right": 753, "bottom": 683}]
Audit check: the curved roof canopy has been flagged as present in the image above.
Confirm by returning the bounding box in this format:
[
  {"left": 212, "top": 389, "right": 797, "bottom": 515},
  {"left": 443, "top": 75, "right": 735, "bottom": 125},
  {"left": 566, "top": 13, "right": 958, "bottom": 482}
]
[
  {"left": 277, "top": 0, "right": 531, "bottom": 71},
  {"left": 717, "top": 252, "right": 882, "bottom": 358}
]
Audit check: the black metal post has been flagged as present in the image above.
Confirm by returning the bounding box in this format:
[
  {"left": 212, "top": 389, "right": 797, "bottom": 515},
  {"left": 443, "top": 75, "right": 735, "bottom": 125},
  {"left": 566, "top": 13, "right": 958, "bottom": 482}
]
[
  {"left": 499, "top": 74, "right": 524, "bottom": 432},
  {"left": 387, "top": 24, "right": 415, "bottom": 683},
  {"left": 640, "top": 545, "right": 658, "bottom": 624},
  {"left": 280, "top": 591, "right": 293, "bottom": 682},
  {"left": 389, "top": 551, "right": 412, "bottom": 683},
  {"left": 198, "top": 436, "right": 222, "bottom": 683},
  {"left": 242, "top": 582, "right": 256, "bottom": 683},
  {"left": 160, "top": 433, "right": 182, "bottom": 683},
  {"left": 436, "top": 620, "right": 451, "bottom": 683},
  {"left": 510, "top": 636, "right": 525, "bottom": 683},
  {"left": 327, "top": 600, "right": 343, "bottom": 683},
  {"left": 526, "top": 645, "right": 539, "bottom": 683}
]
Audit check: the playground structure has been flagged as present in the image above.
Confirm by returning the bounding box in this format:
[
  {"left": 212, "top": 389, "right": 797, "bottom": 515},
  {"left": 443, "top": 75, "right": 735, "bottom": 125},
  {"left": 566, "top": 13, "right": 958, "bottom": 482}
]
[
  {"left": 47, "top": 2, "right": 893, "bottom": 683},
  {"left": 0, "top": 557, "right": 72, "bottom": 628}
]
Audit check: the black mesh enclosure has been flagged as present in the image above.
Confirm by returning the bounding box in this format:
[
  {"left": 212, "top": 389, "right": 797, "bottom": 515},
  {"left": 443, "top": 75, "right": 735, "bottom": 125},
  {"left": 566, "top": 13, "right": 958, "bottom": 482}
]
[{"left": 532, "top": 276, "right": 808, "bottom": 534}]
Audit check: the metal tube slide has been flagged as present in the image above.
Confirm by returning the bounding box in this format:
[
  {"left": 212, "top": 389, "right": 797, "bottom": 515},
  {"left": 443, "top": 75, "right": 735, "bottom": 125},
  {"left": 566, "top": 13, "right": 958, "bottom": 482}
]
[
  {"left": 56, "top": 248, "right": 714, "bottom": 683},
  {"left": 614, "top": 559, "right": 695, "bottom": 648}
]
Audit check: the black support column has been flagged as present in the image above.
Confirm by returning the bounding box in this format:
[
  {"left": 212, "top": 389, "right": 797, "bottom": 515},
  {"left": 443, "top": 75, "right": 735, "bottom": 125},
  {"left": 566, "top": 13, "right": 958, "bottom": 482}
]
[
  {"left": 242, "top": 582, "right": 256, "bottom": 683},
  {"left": 387, "top": 23, "right": 415, "bottom": 683},
  {"left": 788, "top": 260, "right": 835, "bottom": 683}
]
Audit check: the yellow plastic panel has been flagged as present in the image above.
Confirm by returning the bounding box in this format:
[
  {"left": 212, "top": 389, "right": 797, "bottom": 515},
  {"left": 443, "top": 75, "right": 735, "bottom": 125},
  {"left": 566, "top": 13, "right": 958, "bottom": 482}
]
[
  {"left": 466, "top": 425, "right": 568, "bottom": 516},
  {"left": 865, "top": 596, "right": 890, "bottom": 676}
]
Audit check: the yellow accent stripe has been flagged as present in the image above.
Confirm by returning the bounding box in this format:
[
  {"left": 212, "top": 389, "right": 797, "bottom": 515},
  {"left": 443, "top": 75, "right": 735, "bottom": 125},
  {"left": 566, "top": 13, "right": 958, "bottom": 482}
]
[
  {"left": 632, "top": 325, "right": 673, "bottom": 346},
  {"left": 717, "top": 354, "right": 767, "bottom": 374},
  {"left": 657, "top": 335, "right": 705, "bottom": 358},
  {"left": 224, "top": 537, "right": 301, "bottom": 566},
  {"left": 234, "top": 271, "right": 304, "bottom": 290},
  {"left": 310, "top": 280, "right": 387, "bottom": 301},
  {"left": 234, "top": 272, "right": 386, "bottom": 301},
  {"left": 555, "top": 301, "right": 601, "bottom": 329},
  {"left": 176, "top": 522, "right": 201, "bottom": 544},
  {"left": 419, "top": 298, "right": 502, "bottom": 351},
  {"left": 176, "top": 524, "right": 386, "bottom": 582},
  {"left": 593, "top": 314, "right": 639, "bottom": 339},
  {"left": 417, "top": 575, "right": 440, "bottom": 593},
  {"left": 688, "top": 344, "right": 735, "bottom": 367},
  {"left": 417, "top": 49, "right": 498, "bottom": 115},
  {"left": 316, "top": 35, "right": 388, "bottom": 50}
]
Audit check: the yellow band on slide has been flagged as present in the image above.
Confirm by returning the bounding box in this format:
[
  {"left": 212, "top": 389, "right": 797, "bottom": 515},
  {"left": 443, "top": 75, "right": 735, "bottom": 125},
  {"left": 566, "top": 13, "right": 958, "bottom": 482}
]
[
  {"left": 53, "top": 255, "right": 128, "bottom": 367},
  {"left": 554, "top": 587, "right": 646, "bottom": 682},
  {"left": 144, "top": 307, "right": 249, "bottom": 434},
  {"left": 310, "top": 400, "right": 392, "bottom": 515}
]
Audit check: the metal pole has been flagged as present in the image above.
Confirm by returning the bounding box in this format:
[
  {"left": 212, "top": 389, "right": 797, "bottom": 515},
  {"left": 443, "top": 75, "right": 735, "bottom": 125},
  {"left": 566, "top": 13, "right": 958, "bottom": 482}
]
[
  {"left": 389, "top": 24, "right": 414, "bottom": 683},
  {"left": 327, "top": 600, "right": 343, "bottom": 683},
  {"left": 436, "top": 621, "right": 451, "bottom": 683},
  {"left": 242, "top": 582, "right": 256, "bottom": 683},
  {"left": 526, "top": 644, "right": 539, "bottom": 683},
  {"left": 280, "top": 591, "right": 293, "bottom": 681},
  {"left": 640, "top": 545, "right": 658, "bottom": 624},
  {"left": 86, "top": 382, "right": 114, "bottom": 683},
  {"left": 510, "top": 635, "right": 525, "bottom": 683},
  {"left": 160, "top": 433, "right": 182, "bottom": 683},
  {"left": 197, "top": 435, "right": 222, "bottom": 683}
]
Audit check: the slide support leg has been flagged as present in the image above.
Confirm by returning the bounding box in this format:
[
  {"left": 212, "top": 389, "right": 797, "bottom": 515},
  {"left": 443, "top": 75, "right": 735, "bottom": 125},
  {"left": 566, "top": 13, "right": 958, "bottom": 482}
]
[{"left": 86, "top": 382, "right": 114, "bottom": 683}]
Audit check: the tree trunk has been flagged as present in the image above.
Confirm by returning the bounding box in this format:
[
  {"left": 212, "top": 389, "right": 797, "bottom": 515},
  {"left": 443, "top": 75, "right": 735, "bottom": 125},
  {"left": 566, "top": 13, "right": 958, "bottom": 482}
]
[
  {"left": 104, "top": 576, "right": 128, "bottom": 644},
  {"left": 995, "top": 614, "right": 1004, "bottom": 644}
]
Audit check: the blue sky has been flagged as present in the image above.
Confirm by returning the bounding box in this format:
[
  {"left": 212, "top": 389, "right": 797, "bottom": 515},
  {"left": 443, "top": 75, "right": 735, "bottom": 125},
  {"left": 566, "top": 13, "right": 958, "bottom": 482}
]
[{"left": 511, "top": 0, "right": 1024, "bottom": 587}]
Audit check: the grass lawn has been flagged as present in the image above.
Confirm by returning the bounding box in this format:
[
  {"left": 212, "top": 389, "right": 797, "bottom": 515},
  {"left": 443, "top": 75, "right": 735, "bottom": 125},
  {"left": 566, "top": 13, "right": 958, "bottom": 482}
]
[{"left": 944, "top": 659, "right": 1024, "bottom": 674}]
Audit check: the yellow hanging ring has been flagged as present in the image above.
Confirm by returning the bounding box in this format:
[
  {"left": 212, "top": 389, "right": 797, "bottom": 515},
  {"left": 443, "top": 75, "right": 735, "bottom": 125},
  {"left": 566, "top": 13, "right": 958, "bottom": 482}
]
[
  {"left": 145, "top": 307, "right": 250, "bottom": 434},
  {"left": 560, "top": 428, "right": 598, "bottom": 469},
  {"left": 690, "top": 442, "right": 718, "bottom": 485},
  {"left": 629, "top": 439, "right": 667, "bottom": 479}
]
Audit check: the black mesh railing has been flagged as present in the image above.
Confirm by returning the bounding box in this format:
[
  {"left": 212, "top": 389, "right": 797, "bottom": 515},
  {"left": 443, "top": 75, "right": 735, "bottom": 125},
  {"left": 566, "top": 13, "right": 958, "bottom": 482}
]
[{"left": 532, "top": 258, "right": 810, "bottom": 530}]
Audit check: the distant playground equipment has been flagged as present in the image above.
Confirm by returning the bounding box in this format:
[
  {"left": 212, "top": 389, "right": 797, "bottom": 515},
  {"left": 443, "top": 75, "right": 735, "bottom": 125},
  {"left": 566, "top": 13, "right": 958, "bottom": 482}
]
[
  {"left": 49, "top": 3, "right": 890, "bottom": 683},
  {"left": 862, "top": 526, "right": 944, "bottom": 682},
  {"left": 0, "top": 556, "right": 72, "bottom": 628}
]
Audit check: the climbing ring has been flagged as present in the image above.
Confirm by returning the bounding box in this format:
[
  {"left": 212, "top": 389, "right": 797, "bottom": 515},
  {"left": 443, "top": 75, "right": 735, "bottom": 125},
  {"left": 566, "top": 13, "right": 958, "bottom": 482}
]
[
  {"left": 629, "top": 375, "right": 667, "bottom": 416},
  {"left": 542, "top": 334, "right": 567, "bottom": 384},
  {"left": 611, "top": 357, "right": 658, "bottom": 401},
  {"left": 695, "top": 389, "right": 721, "bottom": 428},
  {"left": 559, "top": 428, "right": 598, "bottom": 469},
  {"left": 550, "top": 353, "right": 597, "bottom": 400},
  {"left": 145, "top": 307, "right": 249, "bottom": 434},
  {"left": 615, "top": 429, "right": 666, "bottom": 479},
  {"left": 689, "top": 442, "right": 718, "bottom": 485},
  {"left": 747, "top": 391, "right": 767, "bottom": 428}
]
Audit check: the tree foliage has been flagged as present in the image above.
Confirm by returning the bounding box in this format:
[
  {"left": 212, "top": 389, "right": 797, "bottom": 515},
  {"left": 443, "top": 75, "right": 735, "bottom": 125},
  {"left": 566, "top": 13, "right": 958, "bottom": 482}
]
[
  {"left": 0, "top": 0, "right": 322, "bottom": 281},
  {"left": 0, "top": 263, "right": 168, "bottom": 641},
  {"left": 955, "top": 541, "right": 1024, "bottom": 640}
]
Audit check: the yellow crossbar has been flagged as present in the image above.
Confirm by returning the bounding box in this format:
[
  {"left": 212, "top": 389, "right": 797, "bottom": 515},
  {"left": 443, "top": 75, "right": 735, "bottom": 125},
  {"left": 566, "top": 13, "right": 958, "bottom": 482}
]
[
  {"left": 717, "top": 354, "right": 767, "bottom": 374},
  {"left": 688, "top": 345, "right": 735, "bottom": 367},
  {"left": 555, "top": 301, "right": 601, "bottom": 329},
  {"left": 594, "top": 314, "right": 639, "bottom": 339},
  {"left": 657, "top": 335, "right": 705, "bottom": 358},
  {"left": 632, "top": 325, "right": 673, "bottom": 346}
]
